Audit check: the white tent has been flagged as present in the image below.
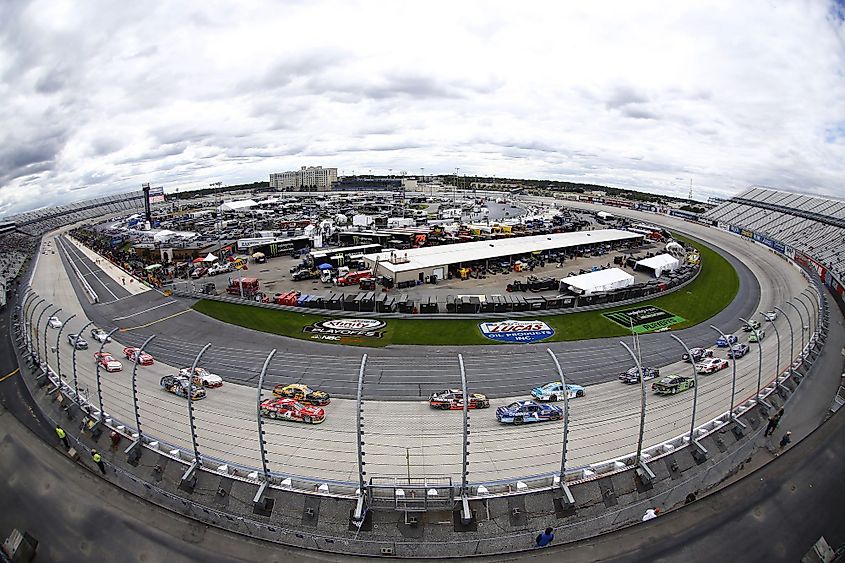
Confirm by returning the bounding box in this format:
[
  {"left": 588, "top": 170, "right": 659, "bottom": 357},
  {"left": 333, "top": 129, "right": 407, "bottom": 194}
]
[
  {"left": 219, "top": 199, "right": 258, "bottom": 212},
  {"left": 202, "top": 253, "right": 218, "bottom": 263},
  {"left": 635, "top": 253, "right": 680, "bottom": 277},
  {"left": 562, "top": 268, "right": 634, "bottom": 295}
]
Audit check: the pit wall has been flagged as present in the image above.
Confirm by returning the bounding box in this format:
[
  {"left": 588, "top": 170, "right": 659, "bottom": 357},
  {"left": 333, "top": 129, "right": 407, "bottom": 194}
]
[{"left": 9, "top": 287, "right": 830, "bottom": 558}]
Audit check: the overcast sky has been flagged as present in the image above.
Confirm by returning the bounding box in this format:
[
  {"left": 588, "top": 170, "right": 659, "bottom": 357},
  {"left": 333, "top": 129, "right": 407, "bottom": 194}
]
[{"left": 1, "top": 1, "right": 844, "bottom": 217}]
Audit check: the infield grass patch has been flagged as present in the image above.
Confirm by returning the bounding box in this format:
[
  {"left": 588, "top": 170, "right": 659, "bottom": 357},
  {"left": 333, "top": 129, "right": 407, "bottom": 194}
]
[{"left": 191, "top": 233, "right": 739, "bottom": 346}]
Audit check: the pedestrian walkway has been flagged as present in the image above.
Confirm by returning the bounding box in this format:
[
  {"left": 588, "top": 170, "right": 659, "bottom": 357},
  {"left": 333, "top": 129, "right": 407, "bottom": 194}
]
[{"left": 64, "top": 235, "right": 148, "bottom": 296}]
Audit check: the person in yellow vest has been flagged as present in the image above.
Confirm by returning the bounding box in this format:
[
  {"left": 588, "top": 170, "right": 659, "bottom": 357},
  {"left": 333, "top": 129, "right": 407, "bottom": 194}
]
[
  {"left": 91, "top": 449, "right": 106, "bottom": 475},
  {"left": 55, "top": 425, "right": 69, "bottom": 450}
]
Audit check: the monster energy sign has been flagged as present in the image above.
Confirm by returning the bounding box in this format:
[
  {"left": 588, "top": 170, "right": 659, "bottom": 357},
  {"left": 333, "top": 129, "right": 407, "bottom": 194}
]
[{"left": 603, "top": 306, "right": 685, "bottom": 334}]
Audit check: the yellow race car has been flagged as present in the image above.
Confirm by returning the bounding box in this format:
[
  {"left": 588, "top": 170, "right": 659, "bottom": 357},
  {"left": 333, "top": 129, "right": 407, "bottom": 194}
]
[{"left": 272, "top": 383, "right": 330, "bottom": 406}]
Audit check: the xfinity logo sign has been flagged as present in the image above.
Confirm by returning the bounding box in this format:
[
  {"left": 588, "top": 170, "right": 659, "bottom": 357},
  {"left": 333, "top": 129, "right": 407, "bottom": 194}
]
[
  {"left": 479, "top": 320, "right": 555, "bottom": 343},
  {"left": 303, "top": 318, "right": 386, "bottom": 339}
]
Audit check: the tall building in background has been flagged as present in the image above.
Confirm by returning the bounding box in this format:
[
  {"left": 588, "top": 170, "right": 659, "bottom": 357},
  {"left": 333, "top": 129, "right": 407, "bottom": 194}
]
[{"left": 270, "top": 166, "right": 337, "bottom": 191}]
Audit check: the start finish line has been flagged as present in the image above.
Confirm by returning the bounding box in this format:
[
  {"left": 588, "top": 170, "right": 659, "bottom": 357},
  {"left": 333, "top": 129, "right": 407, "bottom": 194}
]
[{"left": 603, "top": 305, "right": 686, "bottom": 334}]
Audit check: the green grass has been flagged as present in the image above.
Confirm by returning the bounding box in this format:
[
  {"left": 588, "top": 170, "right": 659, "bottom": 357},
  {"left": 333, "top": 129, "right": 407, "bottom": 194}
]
[{"left": 191, "top": 234, "right": 739, "bottom": 347}]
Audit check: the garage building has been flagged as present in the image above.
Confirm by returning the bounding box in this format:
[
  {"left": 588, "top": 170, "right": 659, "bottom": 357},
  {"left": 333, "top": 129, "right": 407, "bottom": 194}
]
[{"left": 362, "top": 229, "right": 643, "bottom": 285}]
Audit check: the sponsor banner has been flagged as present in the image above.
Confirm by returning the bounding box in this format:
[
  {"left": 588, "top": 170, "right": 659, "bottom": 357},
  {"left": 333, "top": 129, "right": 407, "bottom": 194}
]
[
  {"left": 303, "top": 318, "right": 386, "bottom": 340},
  {"left": 730, "top": 225, "right": 786, "bottom": 254},
  {"left": 603, "top": 306, "right": 686, "bottom": 334},
  {"left": 149, "top": 186, "right": 165, "bottom": 204},
  {"left": 479, "top": 320, "right": 555, "bottom": 343},
  {"left": 237, "top": 237, "right": 278, "bottom": 251}
]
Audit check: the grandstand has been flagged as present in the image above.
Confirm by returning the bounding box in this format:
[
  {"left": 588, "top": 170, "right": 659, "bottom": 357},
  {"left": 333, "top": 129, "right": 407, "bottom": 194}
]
[
  {"left": 703, "top": 186, "right": 845, "bottom": 299},
  {"left": 0, "top": 190, "right": 146, "bottom": 303}
]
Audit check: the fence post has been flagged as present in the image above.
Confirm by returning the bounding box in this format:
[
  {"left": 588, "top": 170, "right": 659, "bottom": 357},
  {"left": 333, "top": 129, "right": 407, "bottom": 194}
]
[
  {"left": 773, "top": 306, "right": 795, "bottom": 377},
  {"left": 761, "top": 311, "right": 787, "bottom": 392},
  {"left": 55, "top": 313, "right": 76, "bottom": 382},
  {"left": 739, "top": 317, "right": 771, "bottom": 413},
  {"left": 34, "top": 303, "right": 53, "bottom": 369},
  {"left": 547, "top": 348, "right": 575, "bottom": 507},
  {"left": 620, "top": 341, "right": 654, "bottom": 486},
  {"left": 785, "top": 301, "right": 806, "bottom": 365},
  {"left": 669, "top": 334, "right": 707, "bottom": 459},
  {"left": 252, "top": 349, "right": 277, "bottom": 510},
  {"left": 27, "top": 297, "right": 45, "bottom": 359},
  {"left": 72, "top": 321, "right": 95, "bottom": 403},
  {"left": 126, "top": 334, "right": 156, "bottom": 465},
  {"left": 457, "top": 354, "right": 473, "bottom": 524},
  {"left": 352, "top": 354, "right": 368, "bottom": 522},
  {"left": 710, "top": 325, "right": 747, "bottom": 429}
]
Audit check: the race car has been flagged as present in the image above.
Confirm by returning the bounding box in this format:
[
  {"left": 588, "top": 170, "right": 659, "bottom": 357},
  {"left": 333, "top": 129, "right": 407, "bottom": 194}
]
[
  {"left": 727, "top": 343, "right": 750, "bottom": 358},
  {"left": 47, "top": 316, "right": 63, "bottom": 329},
  {"left": 124, "top": 347, "right": 154, "bottom": 366},
  {"left": 272, "top": 384, "right": 330, "bottom": 406},
  {"left": 496, "top": 400, "right": 562, "bottom": 424},
  {"left": 178, "top": 367, "right": 224, "bottom": 388},
  {"left": 618, "top": 367, "right": 660, "bottom": 384},
  {"left": 742, "top": 319, "right": 761, "bottom": 332},
  {"left": 66, "top": 333, "right": 88, "bottom": 350},
  {"left": 695, "top": 357, "right": 730, "bottom": 374},
  {"left": 682, "top": 348, "right": 714, "bottom": 363},
  {"left": 260, "top": 397, "right": 325, "bottom": 424},
  {"left": 715, "top": 334, "right": 738, "bottom": 347},
  {"left": 94, "top": 352, "right": 122, "bottom": 372},
  {"left": 748, "top": 329, "right": 766, "bottom": 343},
  {"left": 762, "top": 311, "right": 778, "bottom": 322},
  {"left": 428, "top": 389, "right": 490, "bottom": 410},
  {"left": 160, "top": 375, "right": 206, "bottom": 400},
  {"left": 90, "top": 328, "right": 112, "bottom": 343},
  {"left": 531, "top": 381, "right": 586, "bottom": 401},
  {"left": 652, "top": 374, "right": 695, "bottom": 395}
]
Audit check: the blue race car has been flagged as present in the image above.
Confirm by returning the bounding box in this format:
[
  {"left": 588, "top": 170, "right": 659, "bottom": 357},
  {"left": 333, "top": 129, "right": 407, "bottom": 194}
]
[
  {"left": 715, "top": 334, "right": 738, "bottom": 347},
  {"left": 496, "top": 400, "right": 563, "bottom": 424},
  {"left": 531, "top": 381, "right": 586, "bottom": 401}
]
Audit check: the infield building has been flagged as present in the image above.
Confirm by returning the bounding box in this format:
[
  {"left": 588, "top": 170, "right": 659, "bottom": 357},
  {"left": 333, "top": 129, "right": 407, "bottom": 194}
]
[{"left": 362, "top": 229, "right": 643, "bottom": 285}]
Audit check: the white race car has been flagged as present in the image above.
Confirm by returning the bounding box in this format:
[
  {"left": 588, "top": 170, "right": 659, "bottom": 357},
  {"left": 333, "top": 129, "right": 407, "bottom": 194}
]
[
  {"left": 695, "top": 357, "right": 729, "bottom": 374},
  {"left": 178, "top": 367, "right": 223, "bottom": 388},
  {"left": 48, "top": 316, "right": 63, "bottom": 329},
  {"left": 90, "top": 328, "right": 112, "bottom": 343}
]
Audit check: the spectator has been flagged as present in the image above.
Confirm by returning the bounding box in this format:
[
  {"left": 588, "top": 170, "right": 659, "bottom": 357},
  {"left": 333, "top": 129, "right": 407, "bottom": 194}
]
[
  {"left": 535, "top": 527, "right": 554, "bottom": 547},
  {"left": 642, "top": 508, "right": 661, "bottom": 521},
  {"left": 91, "top": 449, "right": 106, "bottom": 474},
  {"left": 777, "top": 432, "right": 792, "bottom": 455},
  {"left": 765, "top": 408, "right": 784, "bottom": 437},
  {"left": 55, "top": 425, "right": 69, "bottom": 449}
]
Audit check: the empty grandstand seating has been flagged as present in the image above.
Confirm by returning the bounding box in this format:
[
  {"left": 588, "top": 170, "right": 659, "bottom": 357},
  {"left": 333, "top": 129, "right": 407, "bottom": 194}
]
[{"left": 703, "top": 186, "right": 845, "bottom": 280}]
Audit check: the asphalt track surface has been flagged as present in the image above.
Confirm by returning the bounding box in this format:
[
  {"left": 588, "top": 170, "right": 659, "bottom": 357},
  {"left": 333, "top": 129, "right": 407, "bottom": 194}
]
[{"left": 24, "top": 207, "right": 817, "bottom": 486}]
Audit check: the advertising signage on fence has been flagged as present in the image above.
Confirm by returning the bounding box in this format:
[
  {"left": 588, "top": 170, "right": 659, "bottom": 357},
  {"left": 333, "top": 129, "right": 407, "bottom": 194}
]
[
  {"left": 479, "top": 320, "right": 555, "bottom": 343},
  {"left": 729, "top": 225, "right": 786, "bottom": 254},
  {"left": 603, "top": 306, "right": 686, "bottom": 334},
  {"left": 303, "top": 318, "right": 386, "bottom": 341}
]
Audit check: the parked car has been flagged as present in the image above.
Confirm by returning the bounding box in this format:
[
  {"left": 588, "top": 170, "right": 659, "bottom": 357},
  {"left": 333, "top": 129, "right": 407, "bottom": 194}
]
[
  {"left": 190, "top": 267, "right": 208, "bottom": 279},
  {"left": 260, "top": 398, "right": 325, "bottom": 424},
  {"left": 429, "top": 390, "right": 490, "bottom": 410},
  {"left": 47, "top": 316, "right": 62, "bottom": 329},
  {"left": 742, "top": 319, "right": 761, "bottom": 332},
  {"left": 531, "top": 381, "right": 586, "bottom": 401},
  {"left": 66, "top": 334, "right": 88, "bottom": 349},
  {"left": 715, "top": 334, "right": 738, "bottom": 347},
  {"left": 727, "top": 343, "right": 750, "bottom": 358},
  {"left": 90, "top": 328, "right": 112, "bottom": 343},
  {"left": 496, "top": 400, "right": 562, "bottom": 424},
  {"left": 178, "top": 367, "right": 223, "bottom": 388},
  {"left": 272, "top": 384, "right": 330, "bottom": 406},
  {"left": 160, "top": 375, "right": 206, "bottom": 400},
  {"left": 682, "top": 348, "right": 714, "bottom": 363},
  {"left": 618, "top": 367, "right": 660, "bottom": 384},
  {"left": 652, "top": 374, "right": 696, "bottom": 395},
  {"left": 748, "top": 329, "right": 766, "bottom": 343},
  {"left": 124, "top": 347, "right": 154, "bottom": 366},
  {"left": 695, "top": 357, "right": 730, "bottom": 374},
  {"left": 94, "top": 352, "right": 122, "bottom": 372}
]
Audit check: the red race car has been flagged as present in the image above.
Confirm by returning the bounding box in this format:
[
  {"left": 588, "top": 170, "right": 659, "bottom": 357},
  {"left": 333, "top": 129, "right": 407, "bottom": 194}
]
[
  {"left": 429, "top": 389, "right": 490, "bottom": 410},
  {"left": 94, "top": 352, "right": 123, "bottom": 372},
  {"left": 260, "top": 398, "right": 325, "bottom": 424},
  {"left": 124, "top": 347, "right": 154, "bottom": 366}
]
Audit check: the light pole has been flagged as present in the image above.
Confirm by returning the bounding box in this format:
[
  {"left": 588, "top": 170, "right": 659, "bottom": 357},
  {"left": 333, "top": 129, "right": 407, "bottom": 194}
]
[
  {"left": 760, "top": 311, "right": 787, "bottom": 392},
  {"left": 785, "top": 301, "right": 806, "bottom": 365},
  {"left": 710, "top": 325, "right": 746, "bottom": 428},
  {"left": 773, "top": 306, "right": 795, "bottom": 375},
  {"left": 670, "top": 334, "right": 706, "bottom": 456}
]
